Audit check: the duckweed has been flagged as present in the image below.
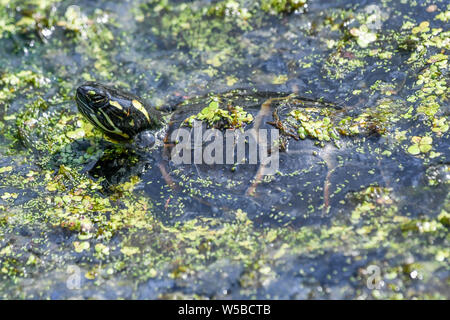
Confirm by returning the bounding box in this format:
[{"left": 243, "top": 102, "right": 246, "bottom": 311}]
[
  {"left": 0, "top": 0, "right": 448, "bottom": 300},
  {"left": 184, "top": 98, "right": 253, "bottom": 129}
]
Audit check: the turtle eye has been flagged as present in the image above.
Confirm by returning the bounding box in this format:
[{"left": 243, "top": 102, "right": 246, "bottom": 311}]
[
  {"left": 86, "top": 90, "right": 105, "bottom": 102},
  {"left": 89, "top": 93, "right": 106, "bottom": 103},
  {"left": 93, "top": 95, "right": 106, "bottom": 103}
]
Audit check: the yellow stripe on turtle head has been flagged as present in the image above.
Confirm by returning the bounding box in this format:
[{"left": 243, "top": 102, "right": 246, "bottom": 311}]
[
  {"left": 91, "top": 112, "right": 130, "bottom": 140},
  {"left": 109, "top": 100, "right": 123, "bottom": 110},
  {"left": 132, "top": 99, "right": 151, "bottom": 123}
]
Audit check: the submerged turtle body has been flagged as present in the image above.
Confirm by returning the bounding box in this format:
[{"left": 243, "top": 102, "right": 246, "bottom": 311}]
[
  {"left": 157, "top": 92, "right": 340, "bottom": 224},
  {"left": 75, "top": 83, "right": 378, "bottom": 225}
]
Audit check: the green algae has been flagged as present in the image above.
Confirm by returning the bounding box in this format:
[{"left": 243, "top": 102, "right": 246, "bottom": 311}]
[
  {"left": 407, "top": 136, "right": 433, "bottom": 155},
  {"left": 261, "top": 0, "right": 308, "bottom": 14},
  {"left": 0, "top": 0, "right": 449, "bottom": 300},
  {"left": 184, "top": 98, "right": 253, "bottom": 129}
]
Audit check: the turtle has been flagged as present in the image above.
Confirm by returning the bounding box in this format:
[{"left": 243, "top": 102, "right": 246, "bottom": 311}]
[{"left": 75, "top": 82, "right": 380, "bottom": 225}]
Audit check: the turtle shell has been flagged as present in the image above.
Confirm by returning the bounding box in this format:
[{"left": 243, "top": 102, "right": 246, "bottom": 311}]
[
  {"left": 86, "top": 89, "right": 386, "bottom": 226},
  {"left": 137, "top": 90, "right": 361, "bottom": 225}
]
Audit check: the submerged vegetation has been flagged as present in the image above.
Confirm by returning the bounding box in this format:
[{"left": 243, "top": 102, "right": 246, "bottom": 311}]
[
  {"left": 183, "top": 97, "right": 254, "bottom": 129},
  {"left": 0, "top": 0, "right": 449, "bottom": 299}
]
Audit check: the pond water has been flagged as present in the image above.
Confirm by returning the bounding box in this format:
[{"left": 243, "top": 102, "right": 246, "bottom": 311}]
[{"left": 0, "top": 0, "right": 448, "bottom": 299}]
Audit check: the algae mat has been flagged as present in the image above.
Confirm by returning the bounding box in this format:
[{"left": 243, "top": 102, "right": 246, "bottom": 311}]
[{"left": 0, "top": 0, "right": 448, "bottom": 299}]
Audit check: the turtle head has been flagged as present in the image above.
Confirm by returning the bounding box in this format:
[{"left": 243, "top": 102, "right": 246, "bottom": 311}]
[
  {"left": 75, "top": 82, "right": 161, "bottom": 142},
  {"left": 76, "top": 82, "right": 109, "bottom": 104}
]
